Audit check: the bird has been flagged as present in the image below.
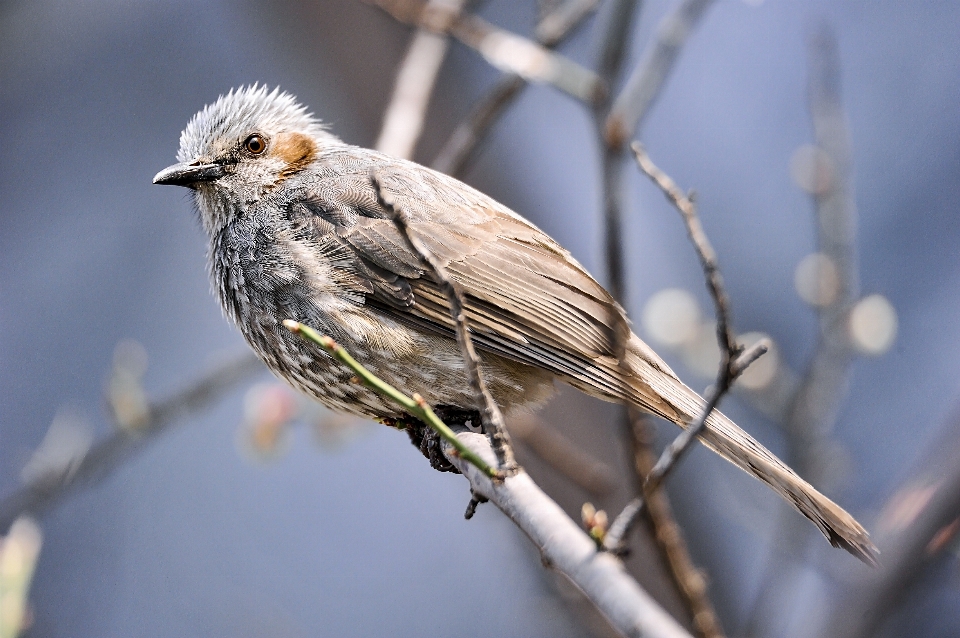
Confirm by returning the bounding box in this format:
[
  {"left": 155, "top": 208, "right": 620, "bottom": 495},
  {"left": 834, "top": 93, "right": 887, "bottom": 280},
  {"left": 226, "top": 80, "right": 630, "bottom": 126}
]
[{"left": 153, "top": 85, "right": 876, "bottom": 564}]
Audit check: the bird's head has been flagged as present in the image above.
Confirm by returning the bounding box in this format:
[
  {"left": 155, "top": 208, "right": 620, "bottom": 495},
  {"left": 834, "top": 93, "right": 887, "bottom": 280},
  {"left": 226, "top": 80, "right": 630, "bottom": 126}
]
[{"left": 153, "top": 85, "right": 340, "bottom": 233}]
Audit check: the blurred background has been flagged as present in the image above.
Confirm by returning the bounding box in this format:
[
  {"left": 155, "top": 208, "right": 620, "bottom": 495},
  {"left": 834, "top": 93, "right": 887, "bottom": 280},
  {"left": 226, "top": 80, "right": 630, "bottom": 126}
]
[{"left": 1, "top": 1, "right": 959, "bottom": 636}]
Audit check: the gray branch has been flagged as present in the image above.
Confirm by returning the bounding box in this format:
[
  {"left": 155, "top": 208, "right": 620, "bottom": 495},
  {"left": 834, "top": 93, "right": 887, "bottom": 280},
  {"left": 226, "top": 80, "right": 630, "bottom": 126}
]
[
  {"left": 605, "top": 0, "right": 716, "bottom": 148},
  {"left": 375, "top": 0, "right": 468, "bottom": 159},
  {"left": 443, "top": 428, "right": 693, "bottom": 638},
  {"left": 432, "top": 0, "right": 599, "bottom": 176}
]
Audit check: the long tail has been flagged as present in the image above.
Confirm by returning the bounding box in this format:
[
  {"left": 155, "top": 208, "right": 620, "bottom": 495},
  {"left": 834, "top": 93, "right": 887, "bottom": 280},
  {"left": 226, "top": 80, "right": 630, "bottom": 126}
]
[{"left": 624, "top": 344, "right": 878, "bottom": 565}]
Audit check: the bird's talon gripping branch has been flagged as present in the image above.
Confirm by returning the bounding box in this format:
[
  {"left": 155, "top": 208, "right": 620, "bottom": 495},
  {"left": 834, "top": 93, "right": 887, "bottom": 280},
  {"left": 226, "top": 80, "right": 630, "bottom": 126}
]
[{"left": 464, "top": 491, "right": 488, "bottom": 520}]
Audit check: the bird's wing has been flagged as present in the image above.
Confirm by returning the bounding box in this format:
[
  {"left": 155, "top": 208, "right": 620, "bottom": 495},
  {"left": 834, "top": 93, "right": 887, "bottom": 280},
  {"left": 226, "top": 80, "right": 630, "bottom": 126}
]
[
  {"left": 287, "top": 150, "right": 678, "bottom": 416},
  {"left": 285, "top": 150, "right": 878, "bottom": 564}
]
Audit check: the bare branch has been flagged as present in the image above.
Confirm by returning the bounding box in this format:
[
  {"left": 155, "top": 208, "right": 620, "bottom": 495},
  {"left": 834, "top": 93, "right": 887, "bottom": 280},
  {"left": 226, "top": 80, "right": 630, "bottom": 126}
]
[
  {"left": 509, "top": 413, "right": 617, "bottom": 496},
  {"left": 603, "top": 145, "right": 768, "bottom": 559},
  {"left": 371, "top": 0, "right": 603, "bottom": 105},
  {"left": 433, "top": 0, "right": 599, "bottom": 176},
  {"left": 370, "top": 172, "right": 516, "bottom": 470},
  {"left": 626, "top": 414, "right": 727, "bottom": 638},
  {"left": 605, "top": 0, "right": 716, "bottom": 148},
  {"left": 375, "top": 0, "right": 467, "bottom": 159},
  {"left": 0, "top": 353, "right": 264, "bottom": 531},
  {"left": 783, "top": 21, "right": 859, "bottom": 481},
  {"left": 591, "top": 4, "right": 725, "bottom": 633},
  {"left": 443, "top": 428, "right": 693, "bottom": 638},
  {"left": 536, "top": 0, "right": 601, "bottom": 47},
  {"left": 282, "top": 320, "right": 690, "bottom": 636},
  {"left": 451, "top": 13, "right": 603, "bottom": 103}
]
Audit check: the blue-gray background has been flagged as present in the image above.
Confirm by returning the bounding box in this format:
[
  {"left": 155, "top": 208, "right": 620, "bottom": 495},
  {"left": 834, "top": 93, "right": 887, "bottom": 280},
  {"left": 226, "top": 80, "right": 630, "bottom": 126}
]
[{"left": 1, "top": 1, "right": 958, "bottom": 636}]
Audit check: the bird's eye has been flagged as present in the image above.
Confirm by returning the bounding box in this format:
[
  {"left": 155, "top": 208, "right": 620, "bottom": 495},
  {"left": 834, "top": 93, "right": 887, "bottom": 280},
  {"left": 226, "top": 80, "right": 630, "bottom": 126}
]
[{"left": 244, "top": 134, "right": 266, "bottom": 155}]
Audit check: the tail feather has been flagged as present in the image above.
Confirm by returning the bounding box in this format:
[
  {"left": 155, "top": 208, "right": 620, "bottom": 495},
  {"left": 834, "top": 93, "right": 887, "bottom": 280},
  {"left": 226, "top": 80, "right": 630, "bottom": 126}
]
[{"left": 626, "top": 348, "right": 878, "bottom": 565}]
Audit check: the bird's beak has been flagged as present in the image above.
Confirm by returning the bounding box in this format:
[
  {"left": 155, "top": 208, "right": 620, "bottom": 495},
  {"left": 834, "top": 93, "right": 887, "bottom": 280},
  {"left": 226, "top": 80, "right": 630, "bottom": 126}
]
[{"left": 152, "top": 161, "right": 225, "bottom": 187}]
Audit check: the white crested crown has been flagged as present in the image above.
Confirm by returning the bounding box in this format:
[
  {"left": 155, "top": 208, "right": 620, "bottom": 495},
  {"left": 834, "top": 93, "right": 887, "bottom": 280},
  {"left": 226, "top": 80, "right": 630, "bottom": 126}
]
[{"left": 177, "top": 85, "right": 334, "bottom": 162}]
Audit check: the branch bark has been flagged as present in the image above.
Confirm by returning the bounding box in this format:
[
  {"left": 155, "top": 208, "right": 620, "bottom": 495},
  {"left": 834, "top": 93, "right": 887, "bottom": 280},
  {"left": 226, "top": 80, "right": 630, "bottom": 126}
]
[
  {"left": 604, "top": 0, "right": 716, "bottom": 148},
  {"left": 375, "top": 0, "right": 468, "bottom": 159},
  {"left": 444, "top": 428, "right": 693, "bottom": 638},
  {"left": 432, "top": 0, "right": 600, "bottom": 176}
]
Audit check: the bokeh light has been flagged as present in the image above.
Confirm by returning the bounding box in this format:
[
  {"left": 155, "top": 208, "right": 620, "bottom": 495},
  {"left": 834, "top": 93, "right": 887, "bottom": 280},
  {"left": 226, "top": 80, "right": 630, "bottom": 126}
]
[
  {"left": 794, "top": 253, "right": 840, "bottom": 307},
  {"left": 849, "top": 294, "right": 898, "bottom": 355},
  {"left": 239, "top": 383, "right": 298, "bottom": 460},
  {"left": 790, "top": 144, "right": 835, "bottom": 195},
  {"left": 641, "top": 288, "right": 702, "bottom": 347},
  {"left": 107, "top": 339, "right": 150, "bottom": 430}
]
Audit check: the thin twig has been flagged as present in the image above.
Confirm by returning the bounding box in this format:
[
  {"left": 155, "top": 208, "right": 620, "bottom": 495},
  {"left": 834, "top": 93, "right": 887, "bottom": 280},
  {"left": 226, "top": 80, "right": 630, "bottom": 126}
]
[
  {"left": 371, "top": 0, "right": 604, "bottom": 104},
  {"left": 603, "top": 145, "right": 769, "bottom": 553},
  {"left": 603, "top": 342, "right": 768, "bottom": 553},
  {"left": 630, "top": 141, "right": 764, "bottom": 467},
  {"left": 432, "top": 0, "right": 600, "bottom": 176},
  {"left": 282, "top": 321, "right": 498, "bottom": 477},
  {"left": 442, "top": 428, "right": 693, "bottom": 638},
  {"left": 370, "top": 173, "right": 516, "bottom": 471},
  {"left": 632, "top": 142, "right": 738, "bottom": 362},
  {"left": 375, "top": 0, "right": 467, "bottom": 159},
  {"left": 592, "top": 4, "right": 726, "bottom": 635},
  {"left": 0, "top": 353, "right": 264, "bottom": 530},
  {"left": 508, "top": 413, "right": 617, "bottom": 496},
  {"left": 604, "top": 0, "right": 716, "bottom": 148},
  {"left": 627, "top": 413, "right": 725, "bottom": 638}
]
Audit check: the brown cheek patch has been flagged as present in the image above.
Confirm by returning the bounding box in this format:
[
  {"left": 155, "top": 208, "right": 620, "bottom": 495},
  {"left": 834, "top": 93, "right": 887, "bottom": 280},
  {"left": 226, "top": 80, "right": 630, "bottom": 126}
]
[{"left": 275, "top": 132, "right": 317, "bottom": 178}]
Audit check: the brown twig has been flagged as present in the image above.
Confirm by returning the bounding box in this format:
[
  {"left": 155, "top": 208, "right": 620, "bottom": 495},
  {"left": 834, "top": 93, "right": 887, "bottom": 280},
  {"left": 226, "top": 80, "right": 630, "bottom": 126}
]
[
  {"left": 633, "top": 143, "right": 769, "bottom": 482},
  {"left": 508, "top": 413, "right": 617, "bottom": 496},
  {"left": 628, "top": 413, "right": 726, "bottom": 638},
  {"left": 603, "top": 143, "right": 769, "bottom": 563},
  {"left": 591, "top": 4, "right": 727, "bottom": 635},
  {"left": 432, "top": 0, "right": 600, "bottom": 176},
  {"left": 0, "top": 353, "right": 264, "bottom": 531},
  {"left": 370, "top": 172, "right": 516, "bottom": 471},
  {"left": 604, "top": 0, "right": 716, "bottom": 148},
  {"left": 375, "top": 0, "right": 468, "bottom": 159}
]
